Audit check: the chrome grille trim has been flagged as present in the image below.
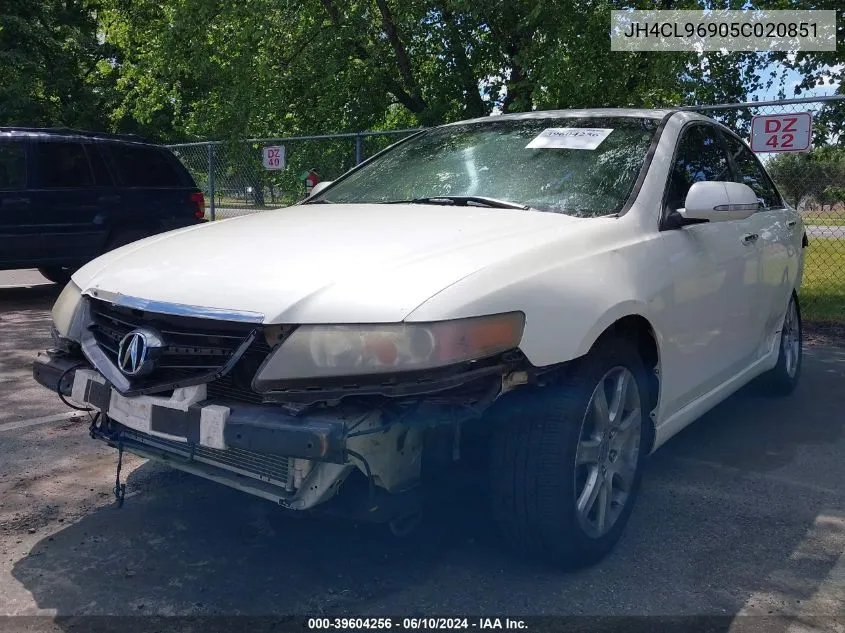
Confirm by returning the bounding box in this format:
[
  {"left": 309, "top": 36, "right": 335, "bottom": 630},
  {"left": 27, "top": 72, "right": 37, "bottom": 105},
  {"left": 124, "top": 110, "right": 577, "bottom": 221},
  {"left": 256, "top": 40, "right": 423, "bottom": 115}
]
[
  {"left": 82, "top": 298, "right": 266, "bottom": 397},
  {"left": 105, "top": 294, "right": 265, "bottom": 323}
]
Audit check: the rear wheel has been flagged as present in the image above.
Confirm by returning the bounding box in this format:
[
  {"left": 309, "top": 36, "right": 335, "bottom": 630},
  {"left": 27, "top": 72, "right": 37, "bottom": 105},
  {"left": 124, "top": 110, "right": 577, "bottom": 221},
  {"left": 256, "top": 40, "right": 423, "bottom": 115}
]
[
  {"left": 489, "top": 338, "right": 649, "bottom": 569},
  {"left": 37, "top": 267, "right": 74, "bottom": 285},
  {"left": 756, "top": 292, "right": 802, "bottom": 397}
]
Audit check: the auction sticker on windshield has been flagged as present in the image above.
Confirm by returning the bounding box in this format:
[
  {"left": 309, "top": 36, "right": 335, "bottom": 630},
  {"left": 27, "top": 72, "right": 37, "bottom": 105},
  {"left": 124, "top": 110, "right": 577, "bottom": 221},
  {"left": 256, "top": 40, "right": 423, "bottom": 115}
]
[{"left": 526, "top": 128, "right": 614, "bottom": 150}]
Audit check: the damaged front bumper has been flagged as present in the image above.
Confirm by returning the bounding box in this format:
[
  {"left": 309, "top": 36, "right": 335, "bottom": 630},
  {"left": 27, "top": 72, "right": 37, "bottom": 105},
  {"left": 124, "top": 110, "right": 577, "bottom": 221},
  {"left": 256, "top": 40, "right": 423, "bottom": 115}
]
[{"left": 31, "top": 351, "right": 451, "bottom": 517}]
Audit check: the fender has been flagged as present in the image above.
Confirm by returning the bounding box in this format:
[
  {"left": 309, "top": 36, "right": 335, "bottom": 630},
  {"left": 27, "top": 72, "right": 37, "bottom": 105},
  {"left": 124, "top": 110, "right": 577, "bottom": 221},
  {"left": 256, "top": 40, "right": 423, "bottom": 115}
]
[
  {"left": 572, "top": 300, "right": 658, "bottom": 360},
  {"left": 406, "top": 224, "right": 666, "bottom": 369}
]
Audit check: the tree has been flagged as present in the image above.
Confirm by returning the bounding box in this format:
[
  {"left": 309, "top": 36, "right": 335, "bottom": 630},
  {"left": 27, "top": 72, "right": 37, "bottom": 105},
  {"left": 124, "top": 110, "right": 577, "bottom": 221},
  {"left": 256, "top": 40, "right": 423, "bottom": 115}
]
[
  {"left": 767, "top": 146, "right": 845, "bottom": 208},
  {"left": 95, "top": 0, "right": 802, "bottom": 142},
  {"left": 8, "top": 0, "right": 841, "bottom": 143},
  {"left": 0, "top": 0, "right": 113, "bottom": 129}
]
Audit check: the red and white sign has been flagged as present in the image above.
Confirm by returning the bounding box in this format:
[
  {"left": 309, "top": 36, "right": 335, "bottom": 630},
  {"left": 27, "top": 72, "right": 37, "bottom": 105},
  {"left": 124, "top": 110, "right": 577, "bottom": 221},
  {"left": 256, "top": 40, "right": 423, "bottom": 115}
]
[
  {"left": 262, "top": 146, "right": 286, "bottom": 170},
  {"left": 750, "top": 113, "right": 812, "bottom": 153}
]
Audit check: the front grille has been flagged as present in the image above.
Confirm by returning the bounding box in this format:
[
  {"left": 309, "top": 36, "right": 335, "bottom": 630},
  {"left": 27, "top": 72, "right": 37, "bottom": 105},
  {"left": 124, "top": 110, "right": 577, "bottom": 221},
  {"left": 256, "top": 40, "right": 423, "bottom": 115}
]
[
  {"left": 86, "top": 298, "right": 284, "bottom": 398},
  {"left": 207, "top": 373, "right": 266, "bottom": 404},
  {"left": 160, "top": 337, "right": 274, "bottom": 404},
  {"left": 117, "top": 425, "right": 292, "bottom": 489}
]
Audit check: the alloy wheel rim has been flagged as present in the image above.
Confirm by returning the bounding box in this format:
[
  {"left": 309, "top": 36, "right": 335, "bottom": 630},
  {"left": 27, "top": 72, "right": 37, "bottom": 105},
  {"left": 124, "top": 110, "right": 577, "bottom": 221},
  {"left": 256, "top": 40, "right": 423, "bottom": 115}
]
[
  {"left": 574, "top": 366, "right": 642, "bottom": 539},
  {"left": 783, "top": 299, "right": 801, "bottom": 378}
]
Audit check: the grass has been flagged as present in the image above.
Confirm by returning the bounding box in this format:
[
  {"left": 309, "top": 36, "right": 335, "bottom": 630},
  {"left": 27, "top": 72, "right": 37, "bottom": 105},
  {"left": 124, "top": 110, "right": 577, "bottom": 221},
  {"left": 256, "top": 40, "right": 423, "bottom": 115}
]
[
  {"left": 801, "top": 238, "right": 845, "bottom": 323},
  {"left": 805, "top": 217, "right": 845, "bottom": 228},
  {"left": 802, "top": 209, "right": 845, "bottom": 228}
]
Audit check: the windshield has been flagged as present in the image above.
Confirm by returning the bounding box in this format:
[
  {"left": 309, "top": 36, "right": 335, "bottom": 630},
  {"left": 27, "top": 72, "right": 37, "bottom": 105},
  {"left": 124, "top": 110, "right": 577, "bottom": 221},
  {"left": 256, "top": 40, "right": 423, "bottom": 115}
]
[{"left": 314, "top": 116, "right": 660, "bottom": 217}]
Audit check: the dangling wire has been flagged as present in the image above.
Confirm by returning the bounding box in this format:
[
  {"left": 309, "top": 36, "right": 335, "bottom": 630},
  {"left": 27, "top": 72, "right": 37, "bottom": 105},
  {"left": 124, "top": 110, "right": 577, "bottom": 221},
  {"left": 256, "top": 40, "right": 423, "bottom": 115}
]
[
  {"left": 113, "top": 444, "right": 126, "bottom": 508},
  {"left": 345, "top": 449, "right": 376, "bottom": 510},
  {"left": 56, "top": 364, "right": 94, "bottom": 411}
]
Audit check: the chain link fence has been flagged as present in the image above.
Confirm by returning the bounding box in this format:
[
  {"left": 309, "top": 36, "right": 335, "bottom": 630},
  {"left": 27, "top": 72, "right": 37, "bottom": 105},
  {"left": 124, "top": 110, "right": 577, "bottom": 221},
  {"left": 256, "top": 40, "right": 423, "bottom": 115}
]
[
  {"left": 683, "top": 95, "right": 845, "bottom": 323},
  {"left": 168, "top": 95, "right": 844, "bottom": 323},
  {"left": 167, "top": 129, "right": 421, "bottom": 221}
]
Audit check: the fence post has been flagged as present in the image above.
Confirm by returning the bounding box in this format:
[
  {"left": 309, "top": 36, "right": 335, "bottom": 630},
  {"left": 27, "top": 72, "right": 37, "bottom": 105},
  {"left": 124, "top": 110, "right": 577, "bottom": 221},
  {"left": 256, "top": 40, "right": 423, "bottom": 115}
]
[
  {"left": 207, "top": 143, "right": 216, "bottom": 221},
  {"left": 355, "top": 133, "right": 364, "bottom": 165}
]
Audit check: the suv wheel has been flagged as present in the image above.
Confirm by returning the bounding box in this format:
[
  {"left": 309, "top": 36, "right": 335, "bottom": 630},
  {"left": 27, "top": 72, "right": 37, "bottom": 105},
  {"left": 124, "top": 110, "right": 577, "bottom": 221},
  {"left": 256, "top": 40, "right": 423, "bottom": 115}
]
[
  {"left": 489, "top": 338, "right": 649, "bottom": 569},
  {"left": 37, "top": 267, "right": 74, "bottom": 285}
]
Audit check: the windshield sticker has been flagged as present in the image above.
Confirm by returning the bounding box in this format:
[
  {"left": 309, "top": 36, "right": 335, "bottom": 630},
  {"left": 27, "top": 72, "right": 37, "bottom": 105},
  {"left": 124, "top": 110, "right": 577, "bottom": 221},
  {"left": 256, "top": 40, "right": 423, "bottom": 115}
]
[{"left": 525, "top": 128, "right": 614, "bottom": 150}]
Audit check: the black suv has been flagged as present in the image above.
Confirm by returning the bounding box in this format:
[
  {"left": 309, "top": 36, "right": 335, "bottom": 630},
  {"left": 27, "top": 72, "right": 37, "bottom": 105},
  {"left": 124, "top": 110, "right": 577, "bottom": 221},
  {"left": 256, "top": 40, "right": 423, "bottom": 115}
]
[{"left": 0, "top": 128, "right": 206, "bottom": 284}]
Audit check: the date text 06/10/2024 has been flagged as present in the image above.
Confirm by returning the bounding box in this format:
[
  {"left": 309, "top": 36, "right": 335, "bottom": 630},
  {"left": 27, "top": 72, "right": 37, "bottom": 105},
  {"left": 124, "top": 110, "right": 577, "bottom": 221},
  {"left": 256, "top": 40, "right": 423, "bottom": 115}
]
[{"left": 307, "top": 618, "right": 528, "bottom": 630}]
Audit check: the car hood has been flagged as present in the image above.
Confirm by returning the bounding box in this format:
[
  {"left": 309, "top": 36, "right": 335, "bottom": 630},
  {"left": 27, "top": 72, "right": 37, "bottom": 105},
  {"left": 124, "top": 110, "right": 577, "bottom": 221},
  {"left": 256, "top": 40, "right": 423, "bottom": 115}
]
[{"left": 73, "top": 203, "right": 585, "bottom": 324}]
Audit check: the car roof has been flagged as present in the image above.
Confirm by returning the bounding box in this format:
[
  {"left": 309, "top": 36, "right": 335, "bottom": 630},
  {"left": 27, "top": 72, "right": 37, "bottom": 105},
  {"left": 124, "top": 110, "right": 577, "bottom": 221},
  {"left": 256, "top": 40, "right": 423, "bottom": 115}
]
[
  {"left": 0, "top": 127, "right": 156, "bottom": 145},
  {"left": 442, "top": 107, "right": 682, "bottom": 128}
]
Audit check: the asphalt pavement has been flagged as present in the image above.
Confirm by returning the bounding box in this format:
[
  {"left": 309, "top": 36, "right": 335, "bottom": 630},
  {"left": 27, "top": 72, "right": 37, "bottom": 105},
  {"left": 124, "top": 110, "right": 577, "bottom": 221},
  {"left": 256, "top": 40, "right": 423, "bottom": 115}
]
[{"left": 0, "top": 271, "right": 843, "bottom": 630}]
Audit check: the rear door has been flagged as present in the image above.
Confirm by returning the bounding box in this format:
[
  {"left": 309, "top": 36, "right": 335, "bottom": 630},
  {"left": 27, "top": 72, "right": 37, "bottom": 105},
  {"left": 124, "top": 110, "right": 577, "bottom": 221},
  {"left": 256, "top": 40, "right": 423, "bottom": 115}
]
[
  {"left": 103, "top": 142, "right": 201, "bottom": 231},
  {"left": 722, "top": 131, "right": 797, "bottom": 354},
  {"left": 29, "top": 139, "right": 108, "bottom": 265},
  {"left": 0, "top": 138, "right": 37, "bottom": 266}
]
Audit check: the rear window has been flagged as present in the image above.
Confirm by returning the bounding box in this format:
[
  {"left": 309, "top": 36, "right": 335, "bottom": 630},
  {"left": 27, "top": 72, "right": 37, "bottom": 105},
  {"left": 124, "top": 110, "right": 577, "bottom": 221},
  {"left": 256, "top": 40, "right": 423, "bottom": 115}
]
[
  {"left": 108, "top": 144, "right": 184, "bottom": 187},
  {"left": 0, "top": 143, "right": 26, "bottom": 189},
  {"left": 33, "top": 142, "right": 94, "bottom": 188}
]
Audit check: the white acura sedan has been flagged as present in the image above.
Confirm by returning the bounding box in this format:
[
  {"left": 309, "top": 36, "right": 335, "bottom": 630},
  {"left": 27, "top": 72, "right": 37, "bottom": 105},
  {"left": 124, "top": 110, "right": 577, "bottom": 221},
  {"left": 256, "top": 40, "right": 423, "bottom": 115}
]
[{"left": 34, "top": 108, "right": 806, "bottom": 568}]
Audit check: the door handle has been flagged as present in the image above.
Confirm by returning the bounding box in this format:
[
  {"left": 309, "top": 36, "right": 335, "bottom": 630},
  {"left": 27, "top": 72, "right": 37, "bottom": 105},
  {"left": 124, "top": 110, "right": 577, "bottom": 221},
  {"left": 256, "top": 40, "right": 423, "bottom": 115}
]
[
  {"left": 742, "top": 233, "right": 759, "bottom": 245},
  {"left": 786, "top": 220, "right": 797, "bottom": 229}
]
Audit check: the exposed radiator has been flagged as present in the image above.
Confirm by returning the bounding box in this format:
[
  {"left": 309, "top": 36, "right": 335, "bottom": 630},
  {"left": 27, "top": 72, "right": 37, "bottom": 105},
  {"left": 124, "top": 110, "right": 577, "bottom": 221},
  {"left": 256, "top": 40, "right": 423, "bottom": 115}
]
[{"left": 117, "top": 425, "right": 292, "bottom": 489}]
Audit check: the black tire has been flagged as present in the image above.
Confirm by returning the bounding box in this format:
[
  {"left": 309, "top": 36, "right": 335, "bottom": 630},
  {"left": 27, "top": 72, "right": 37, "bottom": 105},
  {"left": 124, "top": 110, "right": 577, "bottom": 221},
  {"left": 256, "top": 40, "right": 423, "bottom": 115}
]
[
  {"left": 104, "top": 230, "right": 150, "bottom": 253},
  {"left": 489, "top": 337, "right": 650, "bottom": 569},
  {"left": 37, "top": 266, "right": 74, "bottom": 285},
  {"left": 755, "top": 292, "right": 802, "bottom": 397}
]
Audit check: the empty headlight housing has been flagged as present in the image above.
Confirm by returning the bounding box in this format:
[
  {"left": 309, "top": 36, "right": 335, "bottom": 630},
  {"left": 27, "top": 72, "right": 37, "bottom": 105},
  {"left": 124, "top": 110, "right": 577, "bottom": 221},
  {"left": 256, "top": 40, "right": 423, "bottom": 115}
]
[
  {"left": 254, "top": 312, "right": 525, "bottom": 390},
  {"left": 51, "top": 281, "right": 85, "bottom": 340}
]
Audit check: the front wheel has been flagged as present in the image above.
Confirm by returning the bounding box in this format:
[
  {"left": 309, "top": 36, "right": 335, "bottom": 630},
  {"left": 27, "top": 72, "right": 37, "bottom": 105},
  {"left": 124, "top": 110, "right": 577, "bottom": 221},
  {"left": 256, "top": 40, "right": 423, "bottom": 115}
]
[
  {"left": 756, "top": 292, "right": 802, "bottom": 397},
  {"left": 489, "top": 338, "right": 649, "bottom": 569}
]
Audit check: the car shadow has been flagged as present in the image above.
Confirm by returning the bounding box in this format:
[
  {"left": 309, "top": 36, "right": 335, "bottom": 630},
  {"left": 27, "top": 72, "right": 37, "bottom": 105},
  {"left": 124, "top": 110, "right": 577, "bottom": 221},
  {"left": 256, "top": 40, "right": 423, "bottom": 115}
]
[
  {"left": 9, "top": 345, "right": 845, "bottom": 622},
  {"left": 650, "top": 344, "right": 845, "bottom": 473},
  {"left": 11, "top": 459, "right": 493, "bottom": 617}
]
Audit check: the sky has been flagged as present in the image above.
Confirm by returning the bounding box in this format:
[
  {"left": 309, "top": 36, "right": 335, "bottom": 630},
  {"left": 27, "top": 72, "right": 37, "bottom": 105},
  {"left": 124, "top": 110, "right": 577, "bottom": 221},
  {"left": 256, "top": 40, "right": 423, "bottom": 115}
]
[{"left": 751, "top": 58, "right": 842, "bottom": 101}]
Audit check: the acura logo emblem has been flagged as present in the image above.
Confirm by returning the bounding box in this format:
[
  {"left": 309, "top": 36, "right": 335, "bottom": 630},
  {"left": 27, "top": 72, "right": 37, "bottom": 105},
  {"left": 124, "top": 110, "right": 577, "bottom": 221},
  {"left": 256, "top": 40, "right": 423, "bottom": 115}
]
[{"left": 117, "top": 328, "right": 164, "bottom": 377}]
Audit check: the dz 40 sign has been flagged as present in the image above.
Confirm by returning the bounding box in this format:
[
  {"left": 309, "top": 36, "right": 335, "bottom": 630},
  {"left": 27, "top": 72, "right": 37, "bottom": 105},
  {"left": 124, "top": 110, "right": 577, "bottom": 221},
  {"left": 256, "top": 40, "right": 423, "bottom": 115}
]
[
  {"left": 750, "top": 113, "right": 812, "bottom": 153},
  {"left": 262, "top": 146, "right": 286, "bottom": 170}
]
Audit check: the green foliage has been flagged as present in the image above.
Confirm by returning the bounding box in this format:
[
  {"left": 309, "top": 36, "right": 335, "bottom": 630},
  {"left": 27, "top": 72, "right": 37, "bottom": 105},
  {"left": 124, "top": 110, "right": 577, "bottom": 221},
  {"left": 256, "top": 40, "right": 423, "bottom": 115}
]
[
  {"left": 767, "top": 146, "right": 845, "bottom": 207},
  {"left": 0, "top": 0, "right": 113, "bottom": 128},
  {"left": 91, "top": 0, "right": 841, "bottom": 140},
  {"left": 2, "top": 0, "right": 843, "bottom": 141}
]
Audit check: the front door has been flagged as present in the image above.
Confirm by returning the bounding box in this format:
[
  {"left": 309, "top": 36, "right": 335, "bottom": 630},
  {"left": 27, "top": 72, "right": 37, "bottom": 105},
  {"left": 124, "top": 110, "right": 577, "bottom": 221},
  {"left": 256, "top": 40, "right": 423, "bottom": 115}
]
[{"left": 657, "top": 123, "right": 763, "bottom": 417}]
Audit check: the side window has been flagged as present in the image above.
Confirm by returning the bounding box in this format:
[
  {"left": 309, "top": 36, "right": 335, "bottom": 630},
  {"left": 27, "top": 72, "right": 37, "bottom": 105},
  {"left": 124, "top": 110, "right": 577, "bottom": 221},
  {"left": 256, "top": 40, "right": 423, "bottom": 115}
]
[
  {"left": 33, "top": 142, "right": 94, "bottom": 188},
  {"left": 108, "top": 145, "right": 184, "bottom": 187},
  {"left": 0, "top": 143, "right": 26, "bottom": 189},
  {"left": 666, "top": 125, "right": 731, "bottom": 211},
  {"left": 85, "top": 144, "right": 114, "bottom": 186},
  {"left": 722, "top": 133, "right": 782, "bottom": 210}
]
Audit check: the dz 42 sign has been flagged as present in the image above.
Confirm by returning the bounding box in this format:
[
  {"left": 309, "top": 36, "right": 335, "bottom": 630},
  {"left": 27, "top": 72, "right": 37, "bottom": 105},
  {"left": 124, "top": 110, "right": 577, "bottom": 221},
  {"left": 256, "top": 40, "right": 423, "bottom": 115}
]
[
  {"left": 262, "top": 146, "right": 286, "bottom": 170},
  {"left": 750, "top": 113, "right": 812, "bottom": 153}
]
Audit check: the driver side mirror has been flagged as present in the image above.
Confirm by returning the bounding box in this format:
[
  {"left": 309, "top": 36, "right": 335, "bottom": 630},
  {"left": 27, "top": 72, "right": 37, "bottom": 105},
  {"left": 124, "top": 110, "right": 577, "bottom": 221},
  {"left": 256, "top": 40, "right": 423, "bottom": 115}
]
[{"left": 678, "top": 181, "right": 761, "bottom": 222}]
